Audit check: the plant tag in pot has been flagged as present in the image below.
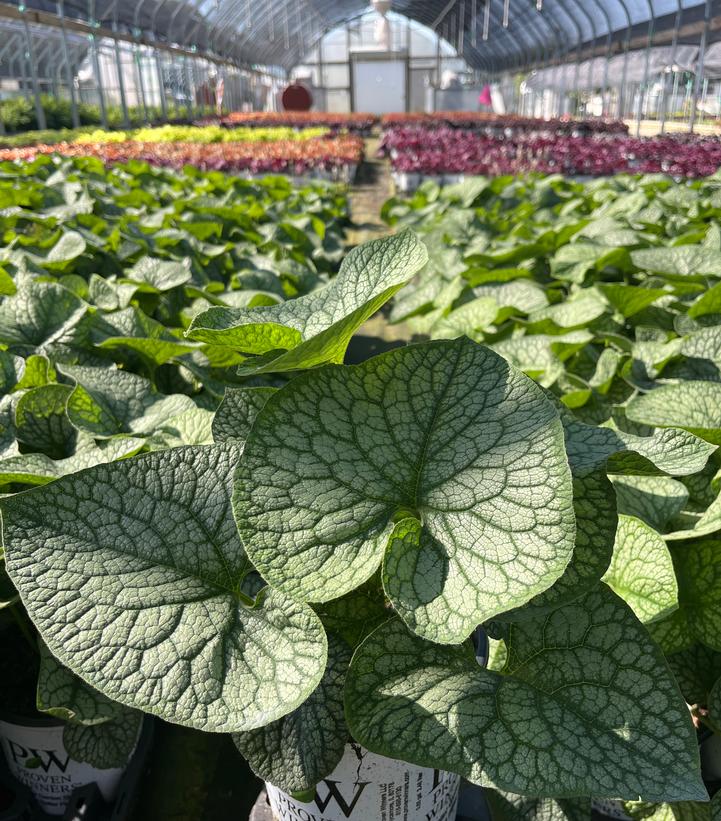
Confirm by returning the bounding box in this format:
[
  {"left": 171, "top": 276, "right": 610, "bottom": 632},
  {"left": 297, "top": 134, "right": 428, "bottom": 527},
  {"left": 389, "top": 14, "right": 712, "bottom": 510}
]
[
  {"left": 265, "top": 744, "right": 460, "bottom": 821},
  {"left": 0, "top": 720, "right": 129, "bottom": 816}
]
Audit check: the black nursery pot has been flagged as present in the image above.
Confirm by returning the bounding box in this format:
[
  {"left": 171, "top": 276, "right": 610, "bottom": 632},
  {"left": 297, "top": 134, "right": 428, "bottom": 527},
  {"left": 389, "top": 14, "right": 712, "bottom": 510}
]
[{"left": 700, "top": 727, "right": 721, "bottom": 782}]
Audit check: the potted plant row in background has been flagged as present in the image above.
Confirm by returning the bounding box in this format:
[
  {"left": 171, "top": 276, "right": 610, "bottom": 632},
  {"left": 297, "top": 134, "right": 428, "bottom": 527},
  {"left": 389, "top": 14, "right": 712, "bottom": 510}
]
[
  {"left": 1, "top": 210, "right": 720, "bottom": 821},
  {"left": 0, "top": 131, "right": 365, "bottom": 181},
  {"left": 380, "top": 127, "right": 721, "bottom": 189}
]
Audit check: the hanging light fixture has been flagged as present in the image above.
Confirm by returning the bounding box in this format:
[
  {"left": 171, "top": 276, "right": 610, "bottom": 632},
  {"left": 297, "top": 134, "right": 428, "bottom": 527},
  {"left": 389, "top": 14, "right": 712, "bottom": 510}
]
[
  {"left": 372, "top": 0, "right": 392, "bottom": 50},
  {"left": 483, "top": 0, "right": 490, "bottom": 40},
  {"left": 503, "top": 0, "right": 509, "bottom": 28}
]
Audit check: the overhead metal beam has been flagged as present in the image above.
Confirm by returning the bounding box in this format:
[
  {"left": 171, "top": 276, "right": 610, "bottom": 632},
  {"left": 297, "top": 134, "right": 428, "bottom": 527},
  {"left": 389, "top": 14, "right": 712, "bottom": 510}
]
[{"left": 0, "top": 0, "right": 242, "bottom": 68}]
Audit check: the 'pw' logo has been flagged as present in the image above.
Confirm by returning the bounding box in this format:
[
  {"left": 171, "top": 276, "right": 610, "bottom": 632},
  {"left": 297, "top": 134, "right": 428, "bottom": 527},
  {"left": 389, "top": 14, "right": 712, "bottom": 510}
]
[
  {"left": 314, "top": 779, "right": 369, "bottom": 817},
  {"left": 8, "top": 741, "right": 70, "bottom": 773}
]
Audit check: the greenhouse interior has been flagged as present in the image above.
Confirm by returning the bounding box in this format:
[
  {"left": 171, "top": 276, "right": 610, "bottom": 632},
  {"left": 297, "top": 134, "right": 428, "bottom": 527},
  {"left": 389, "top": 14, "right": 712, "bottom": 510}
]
[{"left": 7, "top": 1, "right": 721, "bottom": 820}]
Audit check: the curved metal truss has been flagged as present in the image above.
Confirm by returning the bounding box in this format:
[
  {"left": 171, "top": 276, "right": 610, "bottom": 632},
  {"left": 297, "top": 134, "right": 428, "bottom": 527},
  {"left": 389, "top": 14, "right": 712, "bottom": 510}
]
[
  {"left": 2, "top": 0, "right": 717, "bottom": 73},
  {"left": 0, "top": 19, "right": 87, "bottom": 81}
]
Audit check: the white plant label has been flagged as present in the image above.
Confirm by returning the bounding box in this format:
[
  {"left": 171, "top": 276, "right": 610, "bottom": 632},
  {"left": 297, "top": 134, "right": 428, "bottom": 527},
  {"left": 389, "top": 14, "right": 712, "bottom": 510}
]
[
  {"left": 0, "top": 720, "right": 126, "bottom": 815},
  {"left": 265, "top": 744, "right": 460, "bottom": 821}
]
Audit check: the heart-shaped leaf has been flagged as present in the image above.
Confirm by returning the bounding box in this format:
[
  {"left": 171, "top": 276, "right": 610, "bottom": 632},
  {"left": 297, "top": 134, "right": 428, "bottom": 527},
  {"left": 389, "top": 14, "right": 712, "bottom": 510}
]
[
  {"left": 345, "top": 586, "right": 705, "bottom": 801},
  {"left": 234, "top": 338, "right": 575, "bottom": 642},
  {"left": 59, "top": 364, "right": 196, "bottom": 438},
  {"left": 0, "top": 276, "right": 86, "bottom": 352},
  {"left": 2, "top": 445, "right": 327, "bottom": 732},
  {"left": 123, "top": 256, "right": 192, "bottom": 292}
]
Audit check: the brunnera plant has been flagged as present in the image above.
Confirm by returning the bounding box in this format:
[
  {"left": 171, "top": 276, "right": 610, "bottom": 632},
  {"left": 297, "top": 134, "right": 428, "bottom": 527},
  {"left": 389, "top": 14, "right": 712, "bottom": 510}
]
[{"left": 0, "top": 231, "right": 708, "bottom": 805}]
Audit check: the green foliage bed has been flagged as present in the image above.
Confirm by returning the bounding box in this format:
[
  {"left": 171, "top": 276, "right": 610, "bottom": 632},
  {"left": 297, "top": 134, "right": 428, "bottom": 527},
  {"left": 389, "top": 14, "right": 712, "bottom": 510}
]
[
  {"left": 383, "top": 173, "right": 721, "bottom": 816},
  {"left": 1, "top": 161, "right": 721, "bottom": 821},
  {"left": 0, "top": 155, "right": 348, "bottom": 482}
]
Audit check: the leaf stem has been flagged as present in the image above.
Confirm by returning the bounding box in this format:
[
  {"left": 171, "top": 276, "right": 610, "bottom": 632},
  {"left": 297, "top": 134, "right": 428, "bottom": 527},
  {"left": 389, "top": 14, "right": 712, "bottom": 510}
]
[{"left": 235, "top": 587, "right": 256, "bottom": 608}]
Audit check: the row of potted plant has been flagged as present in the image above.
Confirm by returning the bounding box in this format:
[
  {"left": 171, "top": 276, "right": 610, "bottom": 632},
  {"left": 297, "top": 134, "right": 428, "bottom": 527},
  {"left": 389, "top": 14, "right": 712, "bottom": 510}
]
[
  {"left": 203, "top": 111, "right": 379, "bottom": 133},
  {"left": 380, "top": 111, "right": 630, "bottom": 135},
  {"left": 0, "top": 154, "right": 352, "bottom": 817},
  {"left": 74, "top": 125, "right": 331, "bottom": 144},
  {"left": 380, "top": 126, "right": 721, "bottom": 179},
  {"left": 0, "top": 193, "right": 719, "bottom": 819},
  {"left": 381, "top": 170, "right": 721, "bottom": 819},
  {"left": 0, "top": 134, "right": 365, "bottom": 177}
]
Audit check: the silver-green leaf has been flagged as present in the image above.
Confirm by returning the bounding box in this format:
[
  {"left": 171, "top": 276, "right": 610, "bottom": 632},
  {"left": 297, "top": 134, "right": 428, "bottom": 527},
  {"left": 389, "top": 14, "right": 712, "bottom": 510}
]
[
  {"left": 232, "top": 633, "right": 351, "bottom": 793},
  {"left": 60, "top": 364, "right": 196, "bottom": 438},
  {"left": 2, "top": 445, "right": 327, "bottom": 732},
  {"left": 501, "top": 468, "right": 617, "bottom": 619},
  {"left": 62, "top": 711, "right": 143, "bottom": 769},
  {"left": 563, "top": 418, "right": 715, "bottom": 478},
  {"left": 670, "top": 539, "right": 721, "bottom": 651},
  {"left": 234, "top": 338, "right": 575, "bottom": 642},
  {"left": 186, "top": 231, "right": 428, "bottom": 374},
  {"left": 602, "top": 515, "right": 678, "bottom": 623},
  {"left": 37, "top": 640, "right": 125, "bottom": 725},
  {"left": 345, "top": 586, "right": 705, "bottom": 802},
  {"left": 212, "top": 386, "right": 277, "bottom": 446},
  {"left": 626, "top": 382, "right": 721, "bottom": 444}
]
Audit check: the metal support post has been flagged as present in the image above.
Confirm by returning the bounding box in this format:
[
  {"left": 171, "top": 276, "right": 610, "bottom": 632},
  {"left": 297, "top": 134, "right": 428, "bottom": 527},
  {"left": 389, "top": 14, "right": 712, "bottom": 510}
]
[
  {"left": 20, "top": 13, "right": 46, "bottom": 129},
  {"left": 155, "top": 48, "right": 167, "bottom": 121},
  {"left": 90, "top": 34, "right": 108, "bottom": 128},
  {"left": 135, "top": 45, "right": 149, "bottom": 121},
  {"left": 636, "top": 2, "right": 655, "bottom": 136},
  {"left": 57, "top": 0, "right": 79, "bottom": 127},
  {"left": 659, "top": 0, "right": 682, "bottom": 133},
  {"left": 690, "top": 0, "right": 712, "bottom": 133}
]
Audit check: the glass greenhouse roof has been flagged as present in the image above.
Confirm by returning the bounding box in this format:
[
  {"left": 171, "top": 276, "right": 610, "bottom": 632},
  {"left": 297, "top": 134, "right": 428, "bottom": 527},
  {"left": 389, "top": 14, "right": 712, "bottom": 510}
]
[{"left": 6, "top": 0, "right": 716, "bottom": 71}]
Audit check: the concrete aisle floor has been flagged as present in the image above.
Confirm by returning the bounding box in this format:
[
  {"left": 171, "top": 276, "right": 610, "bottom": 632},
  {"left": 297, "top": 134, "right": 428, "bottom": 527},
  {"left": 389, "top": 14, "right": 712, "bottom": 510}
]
[
  {"left": 349, "top": 137, "right": 416, "bottom": 344},
  {"left": 345, "top": 137, "right": 394, "bottom": 247}
]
